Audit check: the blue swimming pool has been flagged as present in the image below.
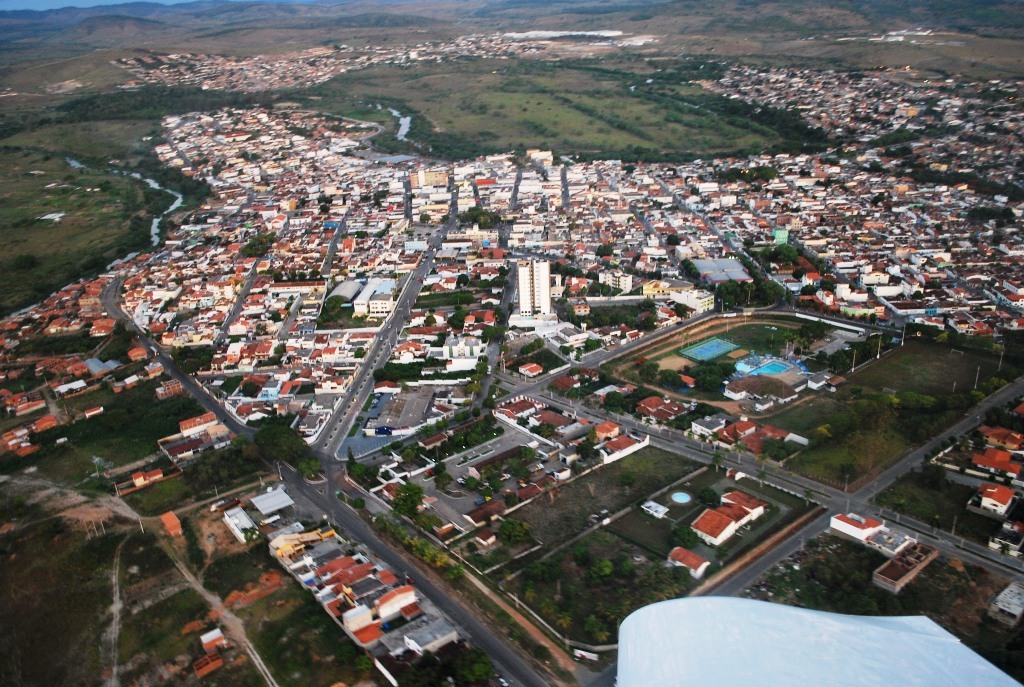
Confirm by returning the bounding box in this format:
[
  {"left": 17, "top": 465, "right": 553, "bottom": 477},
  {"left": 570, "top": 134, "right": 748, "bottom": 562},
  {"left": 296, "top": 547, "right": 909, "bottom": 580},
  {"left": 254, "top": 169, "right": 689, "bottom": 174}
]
[
  {"left": 671, "top": 492, "right": 692, "bottom": 504},
  {"left": 751, "top": 360, "right": 791, "bottom": 376}
]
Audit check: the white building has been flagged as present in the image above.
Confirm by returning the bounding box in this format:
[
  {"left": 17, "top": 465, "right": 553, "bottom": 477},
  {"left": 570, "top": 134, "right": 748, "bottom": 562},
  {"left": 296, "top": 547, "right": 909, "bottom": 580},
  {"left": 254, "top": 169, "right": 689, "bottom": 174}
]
[
  {"left": 670, "top": 288, "right": 716, "bottom": 314},
  {"left": 517, "top": 259, "right": 552, "bottom": 316}
]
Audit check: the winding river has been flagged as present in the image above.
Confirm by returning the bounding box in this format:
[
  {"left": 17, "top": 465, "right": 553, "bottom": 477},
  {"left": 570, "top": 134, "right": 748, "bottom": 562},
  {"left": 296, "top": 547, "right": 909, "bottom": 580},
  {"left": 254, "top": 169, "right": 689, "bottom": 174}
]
[
  {"left": 67, "top": 157, "right": 183, "bottom": 246},
  {"left": 386, "top": 108, "right": 412, "bottom": 141}
]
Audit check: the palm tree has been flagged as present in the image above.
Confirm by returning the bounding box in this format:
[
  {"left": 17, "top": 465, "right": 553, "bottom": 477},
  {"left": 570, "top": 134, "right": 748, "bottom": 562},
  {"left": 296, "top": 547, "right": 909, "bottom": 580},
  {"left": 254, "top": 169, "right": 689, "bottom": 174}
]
[
  {"left": 711, "top": 451, "right": 724, "bottom": 473},
  {"left": 555, "top": 613, "right": 573, "bottom": 631},
  {"left": 803, "top": 487, "right": 814, "bottom": 506}
]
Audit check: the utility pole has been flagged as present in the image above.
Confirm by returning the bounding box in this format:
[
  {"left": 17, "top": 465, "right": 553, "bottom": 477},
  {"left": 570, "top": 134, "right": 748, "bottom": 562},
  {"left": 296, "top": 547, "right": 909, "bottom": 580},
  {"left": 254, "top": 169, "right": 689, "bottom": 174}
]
[{"left": 974, "top": 365, "right": 981, "bottom": 390}]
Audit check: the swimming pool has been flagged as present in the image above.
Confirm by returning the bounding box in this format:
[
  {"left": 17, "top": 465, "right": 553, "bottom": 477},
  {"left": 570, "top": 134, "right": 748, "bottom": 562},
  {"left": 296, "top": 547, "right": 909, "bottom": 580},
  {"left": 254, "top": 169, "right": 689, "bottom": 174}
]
[
  {"left": 670, "top": 492, "right": 692, "bottom": 505},
  {"left": 751, "top": 360, "right": 791, "bottom": 376}
]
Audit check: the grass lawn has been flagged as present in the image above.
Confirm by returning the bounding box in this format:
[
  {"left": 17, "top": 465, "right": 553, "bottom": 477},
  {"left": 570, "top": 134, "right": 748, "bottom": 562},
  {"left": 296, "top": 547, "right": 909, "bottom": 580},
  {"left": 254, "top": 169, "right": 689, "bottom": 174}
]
[
  {"left": 511, "top": 446, "right": 700, "bottom": 548},
  {"left": 119, "top": 588, "right": 211, "bottom": 663},
  {"left": 606, "top": 509, "right": 675, "bottom": 556},
  {"left": 123, "top": 477, "right": 191, "bottom": 516},
  {"left": 874, "top": 471, "right": 1002, "bottom": 544}
]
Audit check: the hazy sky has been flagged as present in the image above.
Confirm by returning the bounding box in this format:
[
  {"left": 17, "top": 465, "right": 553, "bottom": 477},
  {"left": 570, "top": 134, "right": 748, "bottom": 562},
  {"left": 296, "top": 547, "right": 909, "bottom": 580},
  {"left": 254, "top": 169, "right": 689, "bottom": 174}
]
[{"left": 0, "top": 0, "right": 211, "bottom": 10}]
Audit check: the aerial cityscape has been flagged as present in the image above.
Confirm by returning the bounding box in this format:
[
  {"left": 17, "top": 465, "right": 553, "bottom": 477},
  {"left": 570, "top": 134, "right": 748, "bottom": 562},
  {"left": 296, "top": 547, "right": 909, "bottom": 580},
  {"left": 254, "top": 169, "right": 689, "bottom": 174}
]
[{"left": 1, "top": 0, "right": 1023, "bottom": 685}]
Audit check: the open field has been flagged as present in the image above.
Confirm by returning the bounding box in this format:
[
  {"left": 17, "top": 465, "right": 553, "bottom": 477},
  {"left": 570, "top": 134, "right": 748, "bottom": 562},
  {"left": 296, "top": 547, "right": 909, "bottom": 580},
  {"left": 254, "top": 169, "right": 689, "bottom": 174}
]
[
  {"left": 242, "top": 582, "right": 370, "bottom": 687},
  {"left": 510, "top": 446, "right": 700, "bottom": 548},
  {"left": 119, "top": 587, "right": 210, "bottom": 663},
  {"left": 874, "top": 471, "right": 1002, "bottom": 545},
  {"left": 0, "top": 380, "right": 204, "bottom": 484},
  {"left": 2, "top": 119, "right": 160, "bottom": 161},
  {"left": 774, "top": 341, "right": 1005, "bottom": 484},
  {"left": 301, "top": 59, "right": 787, "bottom": 159},
  {"left": 0, "top": 518, "right": 118, "bottom": 685},
  {"left": 0, "top": 149, "right": 164, "bottom": 315}
]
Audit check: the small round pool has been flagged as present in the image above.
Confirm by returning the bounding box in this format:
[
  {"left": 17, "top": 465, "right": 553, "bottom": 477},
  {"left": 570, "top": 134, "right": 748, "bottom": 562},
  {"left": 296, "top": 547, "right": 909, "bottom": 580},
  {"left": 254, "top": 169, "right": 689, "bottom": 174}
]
[{"left": 670, "top": 492, "right": 692, "bottom": 505}]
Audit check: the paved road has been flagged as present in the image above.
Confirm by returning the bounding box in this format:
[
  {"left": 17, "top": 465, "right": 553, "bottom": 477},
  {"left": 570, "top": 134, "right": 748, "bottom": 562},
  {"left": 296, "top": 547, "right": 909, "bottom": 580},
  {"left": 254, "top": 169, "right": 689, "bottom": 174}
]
[
  {"left": 314, "top": 190, "right": 458, "bottom": 459},
  {"left": 102, "top": 253, "right": 550, "bottom": 687},
  {"left": 280, "top": 469, "right": 549, "bottom": 687}
]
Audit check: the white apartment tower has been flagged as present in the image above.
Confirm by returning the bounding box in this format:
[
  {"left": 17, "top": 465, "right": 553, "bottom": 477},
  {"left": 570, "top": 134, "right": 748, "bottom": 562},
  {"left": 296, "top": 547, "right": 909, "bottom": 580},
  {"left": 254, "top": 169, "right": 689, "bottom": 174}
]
[{"left": 517, "top": 259, "right": 552, "bottom": 316}]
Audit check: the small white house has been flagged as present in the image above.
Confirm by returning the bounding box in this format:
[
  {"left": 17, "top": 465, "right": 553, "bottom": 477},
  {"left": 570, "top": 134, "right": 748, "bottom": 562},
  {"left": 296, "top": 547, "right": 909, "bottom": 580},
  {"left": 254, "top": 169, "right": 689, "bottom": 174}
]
[{"left": 641, "top": 501, "right": 669, "bottom": 519}]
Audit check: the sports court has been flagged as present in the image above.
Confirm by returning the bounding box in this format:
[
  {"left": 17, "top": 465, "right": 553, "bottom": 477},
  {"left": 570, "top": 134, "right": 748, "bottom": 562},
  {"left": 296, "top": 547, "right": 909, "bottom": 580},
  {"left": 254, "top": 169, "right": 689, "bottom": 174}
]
[{"left": 679, "top": 337, "right": 739, "bottom": 362}]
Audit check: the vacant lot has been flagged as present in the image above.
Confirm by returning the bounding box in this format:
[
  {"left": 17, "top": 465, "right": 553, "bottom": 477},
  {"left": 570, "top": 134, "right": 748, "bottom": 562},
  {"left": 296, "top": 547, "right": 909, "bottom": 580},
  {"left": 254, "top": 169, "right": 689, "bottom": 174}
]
[
  {"left": 1, "top": 380, "right": 204, "bottom": 484},
  {"left": 0, "top": 518, "right": 118, "bottom": 685},
  {"left": 511, "top": 446, "right": 701, "bottom": 548},
  {"left": 874, "top": 471, "right": 1002, "bottom": 545}
]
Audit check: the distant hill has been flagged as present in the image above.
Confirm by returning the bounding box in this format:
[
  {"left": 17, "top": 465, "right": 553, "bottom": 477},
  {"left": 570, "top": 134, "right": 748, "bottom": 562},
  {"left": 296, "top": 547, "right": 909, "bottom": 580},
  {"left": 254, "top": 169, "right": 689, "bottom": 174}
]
[{"left": 62, "top": 14, "right": 166, "bottom": 39}]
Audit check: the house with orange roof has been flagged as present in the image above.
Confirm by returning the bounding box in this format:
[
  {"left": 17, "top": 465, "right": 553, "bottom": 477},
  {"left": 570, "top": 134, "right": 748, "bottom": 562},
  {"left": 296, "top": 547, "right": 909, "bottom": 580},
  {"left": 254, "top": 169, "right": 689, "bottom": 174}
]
[
  {"left": 667, "top": 546, "right": 710, "bottom": 579},
  {"left": 971, "top": 484, "right": 1017, "bottom": 519},
  {"left": 979, "top": 425, "right": 1024, "bottom": 451},
  {"left": 973, "top": 447, "right": 1022, "bottom": 479},
  {"left": 691, "top": 490, "right": 768, "bottom": 546},
  {"left": 160, "top": 511, "right": 183, "bottom": 537}
]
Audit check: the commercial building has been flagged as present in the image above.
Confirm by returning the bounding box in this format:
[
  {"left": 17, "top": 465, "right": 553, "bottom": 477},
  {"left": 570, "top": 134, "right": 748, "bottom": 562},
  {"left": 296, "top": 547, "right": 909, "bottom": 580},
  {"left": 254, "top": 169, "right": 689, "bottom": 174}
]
[{"left": 517, "top": 259, "right": 551, "bottom": 316}]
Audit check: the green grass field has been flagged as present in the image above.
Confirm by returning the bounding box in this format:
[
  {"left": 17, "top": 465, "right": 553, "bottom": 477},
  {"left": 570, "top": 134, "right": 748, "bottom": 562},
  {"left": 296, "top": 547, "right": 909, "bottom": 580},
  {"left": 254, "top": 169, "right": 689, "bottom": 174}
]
[
  {"left": 875, "top": 471, "right": 1002, "bottom": 544},
  {"left": 848, "top": 341, "right": 1002, "bottom": 396},
  {"left": 0, "top": 150, "right": 162, "bottom": 315},
  {"left": 301, "top": 59, "right": 783, "bottom": 159},
  {"left": 770, "top": 341, "right": 1005, "bottom": 485},
  {"left": 1, "top": 119, "right": 159, "bottom": 162}
]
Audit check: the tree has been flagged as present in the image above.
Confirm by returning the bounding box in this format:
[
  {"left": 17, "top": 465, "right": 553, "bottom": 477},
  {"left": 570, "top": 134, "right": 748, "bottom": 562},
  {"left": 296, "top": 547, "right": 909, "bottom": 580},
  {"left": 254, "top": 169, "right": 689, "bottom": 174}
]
[
  {"left": 671, "top": 525, "right": 700, "bottom": 549},
  {"left": 453, "top": 648, "right": 493, "bottom": 683},
  {"left": 419, "top": 212, "right": 431, "bottom": 223},
  {"left": 711, "top": 451, "right": 724, "bottom": 473},
  {"left": 589, "top": 558, "right": 614, "bottom": 583},
  {"left": 254, "top": 422, "right": 308, "bottom": 466},
  {"left": 297, "top": 456, "right": 320, "bottom": 479},
  {"left": 392, "top": 483, "right": 425, "bottom": 518},
  {"left": 434, "top": 469, "right": 453, "bottom": 492},
  {"left": 498, "top": 518, "right": 531, "bottom": 546},
  {"left": 698, "top": 487, "right": 718, "bottom": 507},
  {"left": 658, "top": 368, "right": 681, "bottom": 389},
  {"left": 638, "top": 361, "right": 659, "bottom": 383}
]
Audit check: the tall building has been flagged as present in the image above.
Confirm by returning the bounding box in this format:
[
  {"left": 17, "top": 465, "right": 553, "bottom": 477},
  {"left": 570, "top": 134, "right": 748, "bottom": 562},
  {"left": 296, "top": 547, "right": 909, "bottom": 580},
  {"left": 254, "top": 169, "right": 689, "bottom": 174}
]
[{"left": 517, "top": 260, "right": 551, "bottom": 316}]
